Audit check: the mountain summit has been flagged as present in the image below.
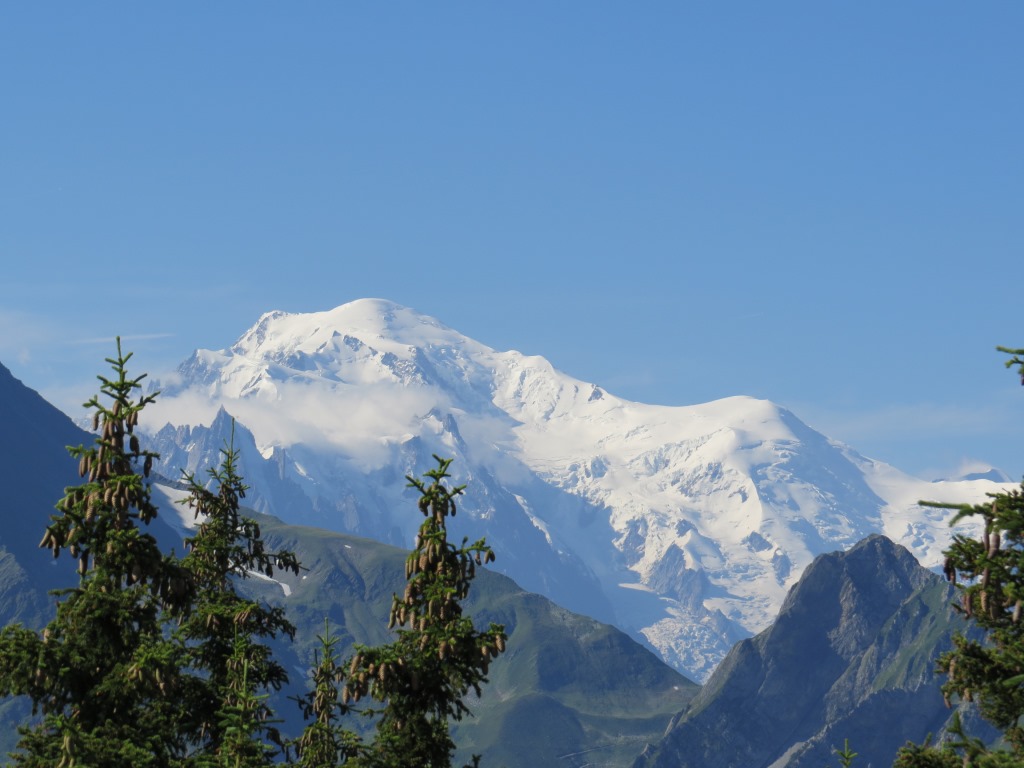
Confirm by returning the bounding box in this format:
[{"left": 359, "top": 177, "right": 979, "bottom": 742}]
[
  {"left": 634, "top": 535, "right": 988, "bottom": 768},
  {"left": 146, "top": 300, "right": 1002, "bottom": 680}
]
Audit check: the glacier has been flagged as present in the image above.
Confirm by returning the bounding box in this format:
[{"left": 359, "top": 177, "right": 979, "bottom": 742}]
[{"left": 142, "top": 298, "right": 1004, "bottom": 681}]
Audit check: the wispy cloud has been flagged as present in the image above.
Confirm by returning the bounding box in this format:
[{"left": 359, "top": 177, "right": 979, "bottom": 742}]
[
  {"left": 71, "top": 333, "right": 176, "bottom": 345},
  {"left": 144, "top": 379, "right": 448, "bottom": 470},
  {"left": 0, "top": 309, "right": 175, "bottom": 353},
  {"left": 790, "top": 396, "right": 1024, "bottom": 479},
  {"left": 797, "top": 400, "right": 1017, "bottom": 444},
  {"left": 0, "top": 310, "right": 180, "bottom": 417},
  {"left": 0, "top": 309, "right": 62, "bottom": 365}
]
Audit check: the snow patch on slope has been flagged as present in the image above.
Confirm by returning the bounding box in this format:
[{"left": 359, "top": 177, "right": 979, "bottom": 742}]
[{"left": 144, "top": 299, "right": 1007, "bottom": 681}]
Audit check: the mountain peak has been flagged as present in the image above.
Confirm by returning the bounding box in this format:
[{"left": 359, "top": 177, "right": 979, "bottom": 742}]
[
  {"left": 143, "top": 300, "right": 1004, "bottom": 682},
  {"left": 635, "top": 534, "right": 965, "bottom": 768},
  {"left": 230, "top": 299, "right": 475, "bottom": 361}
]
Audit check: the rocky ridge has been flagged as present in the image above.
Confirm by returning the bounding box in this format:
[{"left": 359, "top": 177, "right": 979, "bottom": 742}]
[{"left": 143, "top": 300, "right": 1003, "bottom": 679}]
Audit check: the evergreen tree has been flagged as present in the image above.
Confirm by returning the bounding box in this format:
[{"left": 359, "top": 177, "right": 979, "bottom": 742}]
[
  {"left": 343, "top": 456, "right": 507, "bottom": 768},
  {"left": 0, "top": 340, "right": 194, "bottom": 767},
  {"left": 0, "top": 343, "right": 505, "bottom": 767},
  {"left": 202, "top": 637, "right": 279, "bottom": 768},
  {"left": 175, "top": 431, "right": 301, "bottom": 765},
  {"left": 895, "top": 346, "right": 1024, "bottom": 768},
  {"left": 290, "top": 622, "right": 363, "bottom": 768}
]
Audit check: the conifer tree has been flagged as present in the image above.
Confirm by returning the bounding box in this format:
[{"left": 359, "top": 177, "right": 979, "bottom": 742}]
[
  {"left": 343, "top": 456, "right": 507, "bottom": 768},
  {"left": 175, "top": 432, "right": 301, "bottom": 765},
  {"left": 894, "top": 346, "right": 1024, "bottom": 768},
  {"left": 0, "top": 343, "right": 506, "bottom": 767},
  {"left": 0, "top": 340, "right": 194, "bottom": 767},
  {"left": 201, "top": 638, "right": 279, "bottom": 768},
  {"left": 290, "top": 622, "right": 363, "bottom": 768}
]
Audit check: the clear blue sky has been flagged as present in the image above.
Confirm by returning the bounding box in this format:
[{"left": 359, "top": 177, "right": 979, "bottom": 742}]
[{"left": 1, "top": 3, "right": 1021, "bottom": 480}]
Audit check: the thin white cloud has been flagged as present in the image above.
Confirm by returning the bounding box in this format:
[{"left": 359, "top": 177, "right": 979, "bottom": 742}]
[
  {"left": 144, "top": 378, "right": 449, "bottom": 470},
  {"left": 946, "top": 457, "right": 1008, "bottom": 479},
  {"left": 0, "top": 309, "right": 174, "bottom": 361},
  {"left": 798, "top": 400, "right": 1015, "bottom": 444},
  {"left": 37, "top": 382, "right": 97, "bottom": 422},
  {"left": 789, "top": 395, "right": 1023, "bottom": 480},
  {"left": 0, "top": 308, "right": 62, "bottom": 350},
  {"left": 71, "top": 333, "right": 176, "bottom": 345}
]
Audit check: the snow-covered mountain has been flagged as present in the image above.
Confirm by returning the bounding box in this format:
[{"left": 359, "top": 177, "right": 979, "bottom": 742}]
[{"left": 143, "top": 299, "right": 1006, "bottom": 681}]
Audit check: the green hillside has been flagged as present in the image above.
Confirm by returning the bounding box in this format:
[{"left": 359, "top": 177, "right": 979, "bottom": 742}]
[
  {"left": 0, "top": 360, "right": 696, "bottom": 766},
  {"left": 251, "top": 514, "right": 698, "bottom": 767}
]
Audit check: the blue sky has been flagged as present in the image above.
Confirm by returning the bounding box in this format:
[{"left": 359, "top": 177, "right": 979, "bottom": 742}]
[{"left": 1, "top": 3, "right": 1021, "bottom": 479}]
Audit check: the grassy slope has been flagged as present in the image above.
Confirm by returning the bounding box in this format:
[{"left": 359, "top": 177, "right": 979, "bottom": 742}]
[
  {"left": 254, "top": 515, "right": 698, "bottom": 767},
  {"left": 0, "top": 358, "right": 696, "bottom": 765},
  {"left": 0, "top": 510, "right": 695, "bottom": 767}
]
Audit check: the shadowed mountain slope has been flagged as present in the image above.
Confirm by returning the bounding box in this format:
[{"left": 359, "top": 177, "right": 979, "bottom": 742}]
[
  {"left": 0, "top": 359, "right": 697, "bottom": 766},
  {"left": 144, "top": 299, "right": 1007, "bottom": 680},
  {"left": 251, "top": 515, "right": 698, "bottom": 767},
  {"left": 634, "top": 535, "right": 993, "bottom": 768}
]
